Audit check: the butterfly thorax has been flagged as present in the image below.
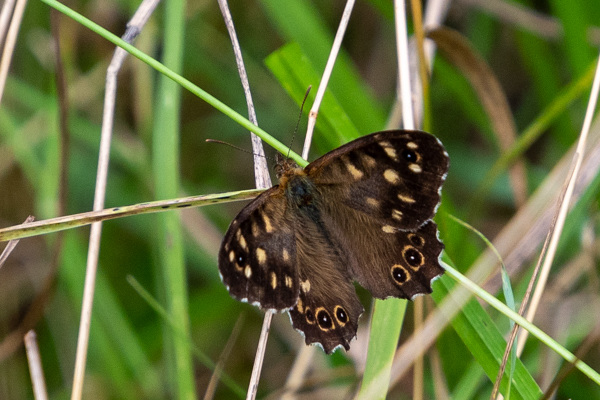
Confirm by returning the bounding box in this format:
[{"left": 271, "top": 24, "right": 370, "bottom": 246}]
[{"left": 274, "top": 154, "right": 318, "bottom": 210}]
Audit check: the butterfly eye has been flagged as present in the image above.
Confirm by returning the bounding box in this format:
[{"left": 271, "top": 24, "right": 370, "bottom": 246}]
[
  {"left": 391, "top": 265, "right": 410, "bottom": 284},
  {"left": 402, "top": 149, "right": 417, "bottom": 162},
  {"left": 316, "top": 308, "right": 333, "bottom": 330},
  {"left": 334, "top": 306, "right": 348, "bottom": 326},
  {"left": 403, "top": 248, "right": 423, "bottom": 268}
]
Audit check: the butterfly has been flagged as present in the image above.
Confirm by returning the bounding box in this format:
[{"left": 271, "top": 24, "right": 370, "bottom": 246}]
[{"left": 218, "top": 130, "right": 449, "bottom": 353}]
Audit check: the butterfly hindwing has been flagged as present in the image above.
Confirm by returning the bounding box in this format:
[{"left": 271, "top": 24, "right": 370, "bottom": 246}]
[
  {"left": 323, "top": 204, "right": 444, "bottom": 299},
  {"left": 306, "top": 130, "right": 448, "bottom": 230},
  {"left": 218, "top": 187, "right": 300, "bottom": 310},
  {"left": 286, "top": 203, "right": 364, "bottom": 353}
]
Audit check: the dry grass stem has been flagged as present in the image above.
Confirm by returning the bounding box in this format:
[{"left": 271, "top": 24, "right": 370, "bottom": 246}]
[
  {"left": 302, "top": 0, "right": 355, "bottom": 159},
  {"left": 0, "top": 0, "right": 27, "bottom": 106},
  {"left": 24, "top": 330, "right": 48, "bottom": 400},
  {"left": 216, "top": 0, "right": 273, "bottom": 397},
  {"left": 0, "top": 0, "right": 16, "bottom": 47},
  {"left": 517, "top": 56, "right": 600, "bottom": 353},
  {"left": 0, "top": 216, "right": 33, "bottom": 270},
  {"left": 25, "top": 330, "right": 48, "bottom": 400},
  {"left": 430, "top": 344, "right": 450, "bottom": 400},
  {"left": 204, "top": 314, "right": 245, "bottom": 400},
  {"left": 395, "top": 0, "right": 415, "bottom": 130},
  {"left": 281, "top": 345, "right": 316, "bottom": 399},
  {"left": 70, "top": 2, "right": 160, "bottom": 399},
  {"left": 217, "top": 0, "right": 270, "bottom": 189}
]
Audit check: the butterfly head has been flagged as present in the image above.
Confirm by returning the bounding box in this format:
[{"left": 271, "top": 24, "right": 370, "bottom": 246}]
[{"left": 274, "top": 152, "right": 303, "bottom": 180}]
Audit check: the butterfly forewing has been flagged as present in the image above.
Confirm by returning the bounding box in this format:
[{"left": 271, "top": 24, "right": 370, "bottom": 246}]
[
  {"left": 302, "top": 130, "right": 448, "bottom": 300},
  {"left": 306, "top": 130, "right": 448, "bottom": 230},
  {"left": 218, "top": 187, "right": 300, "bottom": 310}
]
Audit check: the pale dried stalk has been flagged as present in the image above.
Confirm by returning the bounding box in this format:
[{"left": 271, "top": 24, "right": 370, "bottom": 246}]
[
  {"left": 302, "top": 0, "right": 355, "bottom": 160},
  {"left": 516, "top": 55, "right": 600, "bottom": 354},
  {"left": 204, "top": 314, "right": 245, "bottom": 400},
  {"left": 395, "top": 0, "right": 415, "bottom": 130},
  {"left": 0, "top": 0, "right": 16, "bottom": 48},
  {"left": 25, "top": 330, "right": 49, "bottom": 400},
  {"left": 0, "top": 216, "right": 34, "bottom": 269},
  {"left": 388, "top": 0, "right": 450, "bottom": 129},
  {"left": 215, "top": 1, "right": 272, "bottom": 398},
  {"left": 70, "top": 2, "right": 160, "bottom": 399},
  {"left": 281, "top": 345, "right": 316, "bottom": 399},
  {"left": 216, "top": 0, "right": 270, "bottom": 190},
  {"left": 0, "top": 0, "right": 27, "bottom": 107}
]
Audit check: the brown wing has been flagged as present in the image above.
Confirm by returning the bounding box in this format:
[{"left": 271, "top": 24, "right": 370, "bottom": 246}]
[
  {"left": 305, "top": 130, "right": 449, "bottom": 230},
  {"left": 218, "top": 186, "right": 300, "bottom": 310},
  {"left": 286, "top": 207, "right": 364, "bottom": 354},
  {"left": 304, "top": 130, "right": 448, "bottom": 299}
]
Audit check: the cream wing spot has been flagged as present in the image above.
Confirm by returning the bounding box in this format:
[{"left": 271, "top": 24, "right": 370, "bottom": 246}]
[
  {"left": 282, "top": 248, "right": 290, "bottom": 262},
  {"left": 361, "top": 153, "right": 377, "bottom": 168},
  {"left": 300, "top": 280, "right": 311, "bottom": 293},
  {"left": 392, "top": 209, "right": 403, "bottom": 221},
  {"left": 238, "top": 234, "right": 247, "bottom": 250},
  {"left": 270, "top": 271, "right": 277, "bottom": 289},
  {"left": 409, "top": 163, "right": 422, "bottom": 173},
  {"left": 296, "top": 298, "right": 304, "bottom": 313},
  {"left": 398, "top": 193, "right": 416, "bottom": 203},
  {"left": 384, "top": 169, "right": 401, "bottom": 185},
  {"left": 251, "top": 221, "right": 259, "bottom": 237},
  {"left": 244, "top": 265, "right": 252, "bottom": 278},
  {"left": 384, "top": 147, "right": 398, "bottom": 161},
  {"left": 382, "top": 225, "right": 396, "bottom": 234},
  {"left": 344, "top": 157, "right": 364, "bottom": 180},
  {"left": 285, "top": 275, "right": 293, "bottom": 288},
  {"left": 406, "top": 141, "right": 418, "bottom": 149},
  {"left": 263, "top": 214, "right": 273, "bottom": 233},
  {"left": 379, "top": 141, "right": 399, "bottom": 161},
  {"left": 256, "top": 248, "right": 267, "bottom": 265},
  {"left": 366, "top": 197, "right": 380, "bottom": 208},
  {"left": 228, "top": 250, "right": 235, "bottom": 263}
]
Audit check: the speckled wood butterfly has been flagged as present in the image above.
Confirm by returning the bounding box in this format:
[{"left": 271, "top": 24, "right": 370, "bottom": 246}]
[{"left": 219, "top": 130, "right": 449, "bottom": 353}]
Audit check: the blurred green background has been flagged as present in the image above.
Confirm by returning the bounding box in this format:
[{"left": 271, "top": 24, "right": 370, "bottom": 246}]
[{"left": 1, "top": 0, "right": 599, "bottom": 398}]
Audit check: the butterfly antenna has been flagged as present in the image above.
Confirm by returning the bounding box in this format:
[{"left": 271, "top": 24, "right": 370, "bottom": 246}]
[
  {"left": 287, "top": 85, "right": 312, "bottom": 159},
  {"left": 206, "top": 139, "right": 274, "bottom": 162}
]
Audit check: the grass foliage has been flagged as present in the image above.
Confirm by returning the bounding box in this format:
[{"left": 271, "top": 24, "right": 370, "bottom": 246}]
[{"left": 1, "top": 0, "right": 599, "bottom": 399}]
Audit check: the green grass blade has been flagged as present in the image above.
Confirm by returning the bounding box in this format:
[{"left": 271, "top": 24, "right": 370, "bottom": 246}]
[
  {"left": 442, "top": 258, "right": 600, "bottom": 388},
  {"left": 151, "top": 0, "right": 196, "bottom": 398},
  {"left": 432, "top": 272, "right": 542, "bottom": 400},
  {"left": 259, "top": 0, "right": 387, "bottom": 134},
  {"left": 357, "top": 299, "right": 406, "bottom": 399},
  {"left": 265, "top": 43, "right": 361, "bottom": 148}
]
